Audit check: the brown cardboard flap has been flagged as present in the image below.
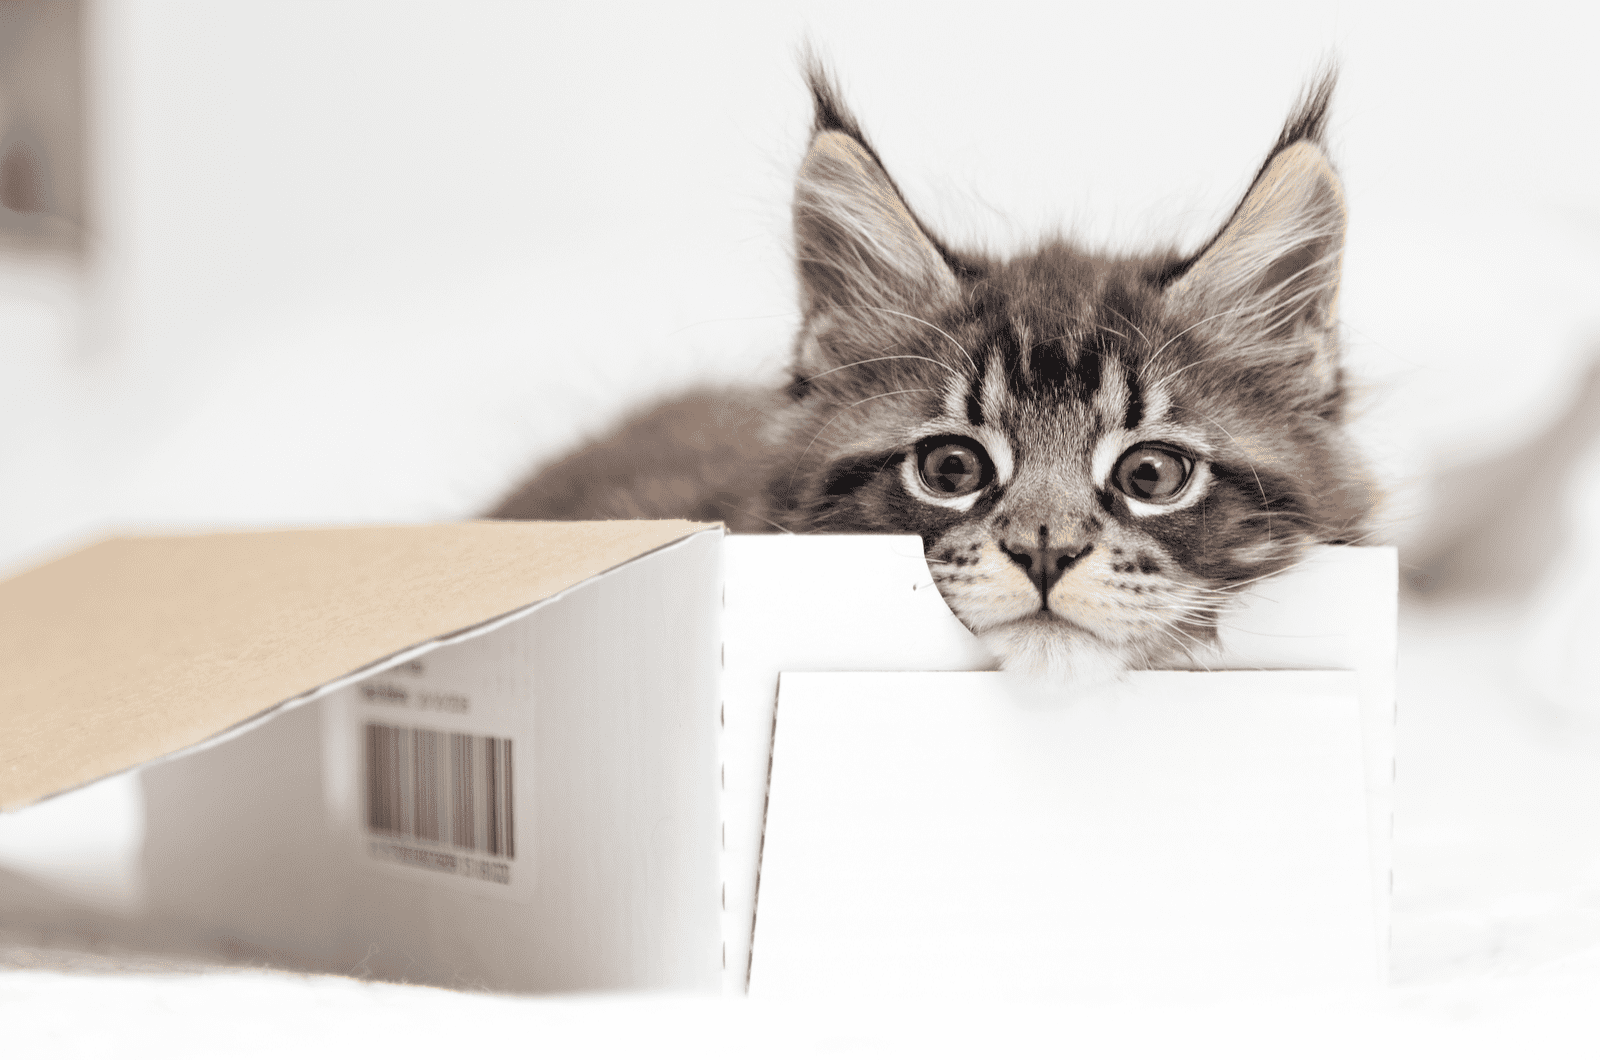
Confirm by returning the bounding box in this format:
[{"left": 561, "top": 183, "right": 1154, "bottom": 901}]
[{"left": 0, "top": 520, "right": 716, "bottom": 810}]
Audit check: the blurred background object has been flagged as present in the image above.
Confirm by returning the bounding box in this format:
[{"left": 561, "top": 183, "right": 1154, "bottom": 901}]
[
  {"left": 1404, "top": 354, "right": 1600, "bottom": 604},
  {"left": 1, "top": 0, "right": 1598, "bottom": 996},
  {"left": 0, "top": 0, "right": 85, "bottom": 257}
]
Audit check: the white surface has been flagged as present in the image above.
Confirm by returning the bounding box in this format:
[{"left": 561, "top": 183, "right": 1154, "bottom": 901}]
[
  {"left": 11, "top": 571, "right": 1594, "bottom": 1053},
  {"left": 721, "top": 534, "right": 993, "bottom": 990},
  {"left": 0, "top": 773, "right": 143, "bottom": 914},
  {"left": 5, "top": 969, "right": 1600, "bottom": 1060},
  {"left": 723, "top": 539, "right": 1395, "bottom": 992},
  {"left": 754, "top": 671, "right": 1375, "bottom": 1001},
  {"left": 3, "top": 1, "right": 1600, "bottom": 1050},
  {"left": 1195, "top": 543, "right": 1399, "bottom": 952}
]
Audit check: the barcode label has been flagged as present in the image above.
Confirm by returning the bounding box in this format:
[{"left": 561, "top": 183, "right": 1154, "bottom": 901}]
[{"left": 365, "top": 723, "right": 515, "bottom": 858}]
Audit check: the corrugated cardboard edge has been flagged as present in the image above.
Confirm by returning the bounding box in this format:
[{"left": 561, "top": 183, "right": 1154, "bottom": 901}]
[
  {"left": 2, "top": 522, "right": 721, "bottom": 811},
  {"left": 135, "top": 526, "right": 725, "bottom": 797}
]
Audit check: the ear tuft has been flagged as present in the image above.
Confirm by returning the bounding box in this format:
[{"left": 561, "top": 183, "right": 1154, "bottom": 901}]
[
  {"left": 1166, "top": 77, "right": 1347, "bottom": 395},
  {"left": 792, "top": 69, "right": 959, "bottom": 330},
  {"left": 1170, "top": 141, "right": 1346, "bottom": 332},
  {"left": 1271, "top": 67, "right": 1336, "bottom": 155},
  {"left": 794, "top": 131, "right": 960, "bottom": 321},
  {"left": 803, "top": 51, "right": 870, "bottom": 143}
]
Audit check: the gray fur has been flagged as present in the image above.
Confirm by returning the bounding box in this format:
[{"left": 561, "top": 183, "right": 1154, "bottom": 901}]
[{"left": 491, "top": 67, "right": 1373, "bottom": 681}]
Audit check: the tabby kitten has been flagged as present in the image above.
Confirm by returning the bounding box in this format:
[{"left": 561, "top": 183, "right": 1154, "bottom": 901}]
[{"left": 492, "top": 67, "right": 1373, "bottom": 682}]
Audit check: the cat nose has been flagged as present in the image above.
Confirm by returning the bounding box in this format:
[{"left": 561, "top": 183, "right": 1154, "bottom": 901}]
[{"left": 999, "top": 526, "right": 1094, "bottom": 600}]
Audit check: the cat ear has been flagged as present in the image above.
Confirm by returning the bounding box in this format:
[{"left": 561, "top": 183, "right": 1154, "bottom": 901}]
[
  {"left": 792, "top": 128, "right": 960, "bottom": 327},
  {"left": 1167, "top": 113, "right": 1346, "bottom": 393}
]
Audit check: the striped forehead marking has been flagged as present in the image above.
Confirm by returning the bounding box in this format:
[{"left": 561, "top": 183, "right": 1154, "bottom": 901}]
[
  {"left": 982, "top": 344, "right": 1013, "bottom": 424},
  {"left": 1012, "top": 319, "right": 1034, "bottom": 384},
  {"left": 964, "top": 346, "right": 988, "bottom": 426},
  {"left": 946, "top": 315, "right": 1167, "bottom": 443},
  {"left": 1124, "top": 363, "right": 1144, "bottom": 429}
]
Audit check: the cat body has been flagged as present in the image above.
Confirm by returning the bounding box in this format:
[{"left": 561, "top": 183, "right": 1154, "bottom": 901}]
[
  {"left": 492, "top": 387, "right": 779, "bottom": 531},
  {"left": 493, "top": 68, "right": 1373, "bottom": 681}
]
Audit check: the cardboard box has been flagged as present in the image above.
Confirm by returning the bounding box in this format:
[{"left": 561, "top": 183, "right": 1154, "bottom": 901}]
[
  {"left": 0, "top": 522, "right": 1395, "bottom": 998},
  {"left": 723, "top": 536, "right": 1395, "bottom": 996},
  {"left": 3, "top": 521, "right": 723, "bottom": 991},
  {"left": 755, "top": 670, "right": 1374, "bottom": 1001}
]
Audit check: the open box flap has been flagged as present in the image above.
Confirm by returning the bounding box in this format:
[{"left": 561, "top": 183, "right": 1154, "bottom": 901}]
[{"left": 0, "top": 520, "right": 715, "bottom": 811}]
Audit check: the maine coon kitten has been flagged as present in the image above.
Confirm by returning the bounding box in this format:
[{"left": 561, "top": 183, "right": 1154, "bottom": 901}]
[{"left": 491, "top": 67, "right": 1373, "bottom": 683}]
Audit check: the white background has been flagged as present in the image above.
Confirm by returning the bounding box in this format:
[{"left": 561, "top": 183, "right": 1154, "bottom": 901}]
[
  {"left": 3, "top": 0, "right": 1597, "bottom": 568},
  {"left": 3, "top": 0, "right": 1600, "bottom": 1051}
]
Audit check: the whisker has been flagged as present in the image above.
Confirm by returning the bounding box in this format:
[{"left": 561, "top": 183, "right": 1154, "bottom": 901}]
[
  {"left": 713, "top": 499, "right": 795, "bottom": 535},
  {"left": 1146, "top": 308, "right": 1254, "bottom": 383},
  {"left": 1148, "top": 623, "right": 1214, "bottom": 667},
  {"left": 1103, "top": 304, "right": 1151, "bottom": 348},
  {"left": 1150, "top": 593, "right": 1223, "bottom": 624},
  {"left": 1168, "top": 403, "right": 1273, "bottom": 541},
  {"left": 802, "top": 353, "right": 961, "bottom": 383},
  {"left": 786, "top": 388, "right": 938, "bottom": 494},
  {"left": 1144, "top": 611, "right": 1214, "bottom": 645},
  {"left": 1027, "top": 329, "right": 1080, "bottom": 353},
  {"left": 1146, "top": 245, "right": 1344, "bottom": 389},
  {"left": 1145, "top": 596, "right": 1221, "bottom": 620},
  {"left": 1199, "top": 561, "right": 1310, "bottom": 593},
  {"left": 832, "top": 304, "right": 979, "bottom": 375}
]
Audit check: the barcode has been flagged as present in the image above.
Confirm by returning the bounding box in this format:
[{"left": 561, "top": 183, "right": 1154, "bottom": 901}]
[{"left": 365, "top": 723, "right": 515, "bottom": 858}]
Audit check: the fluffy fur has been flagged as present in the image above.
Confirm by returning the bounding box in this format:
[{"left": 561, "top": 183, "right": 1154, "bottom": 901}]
[{"left": 491, "top": 65, "right": 1374, "bottom": 682}]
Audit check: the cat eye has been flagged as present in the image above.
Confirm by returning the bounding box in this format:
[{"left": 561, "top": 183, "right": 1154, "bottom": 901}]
[
  {"left": 917, "top": 437, "right": 991, "bottom": 496},
  {"left": 1113, "top": 445, "right": 1194, "bottom": 503}
]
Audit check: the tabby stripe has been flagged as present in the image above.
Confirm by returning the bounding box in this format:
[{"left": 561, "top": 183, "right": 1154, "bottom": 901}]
[
  {"left": 1026, "top": 336, "right": 1067, "bottom": 390},
  {"left": 824, "top": 450, "right": 906, "bottom": 496},
  {"left": 1124, "top": 363, "right": 1144, "bottom": 430},
  {"left": 1013, "top": 322, "right": 1034, "bottom": 383},
  {"left": 998, "top": 328, "right": 1036, "bottom": 393},
  {"left": 1208, "top": 462, "right": 1303, "bottom": 514},
  {"left": 964, "top": 347, "right": 988, "bottom": 427},
  {"left": 1076, "top": 344, "right": 1103, "bottom": 398}
]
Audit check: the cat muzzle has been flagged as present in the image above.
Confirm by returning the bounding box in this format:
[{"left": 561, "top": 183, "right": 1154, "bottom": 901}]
[{"left": 999, "top": 539, "right": 1093, "bottom": 602}]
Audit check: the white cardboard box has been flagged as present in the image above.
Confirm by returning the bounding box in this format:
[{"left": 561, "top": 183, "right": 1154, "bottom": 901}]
[
  {"left": 755, "top": 670, "right": 1373, "bottom": 1001},
  {"left": 723, "top": 537, "right": 1395, "bottom": 995},
  {"left": 0, "top": 523, "right": 1394, "bottom": 998}
]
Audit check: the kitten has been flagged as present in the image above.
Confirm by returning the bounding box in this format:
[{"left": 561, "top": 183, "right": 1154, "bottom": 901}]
[{"left": 491, "top": 66, "right": 1374, "bottom": 683}]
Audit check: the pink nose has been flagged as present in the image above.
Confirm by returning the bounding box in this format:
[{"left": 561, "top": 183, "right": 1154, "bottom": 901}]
[{"left": 999, "top": 530, "right": 1093, "bottom": 599}]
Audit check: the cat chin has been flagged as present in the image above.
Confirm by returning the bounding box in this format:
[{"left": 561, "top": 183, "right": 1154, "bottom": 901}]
[{"left": 979, "top": 618, "right": 1134, "bottom": 694}]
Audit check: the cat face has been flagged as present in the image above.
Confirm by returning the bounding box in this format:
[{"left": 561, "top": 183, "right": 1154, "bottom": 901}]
[{"left": 764, "top": 70, "right": 1373, "bottom": 681}]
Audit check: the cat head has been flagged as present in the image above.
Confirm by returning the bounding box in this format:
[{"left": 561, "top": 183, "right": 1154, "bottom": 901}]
[{"left": 764, "top": 65, "right": 1374, "bottom": 682}]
